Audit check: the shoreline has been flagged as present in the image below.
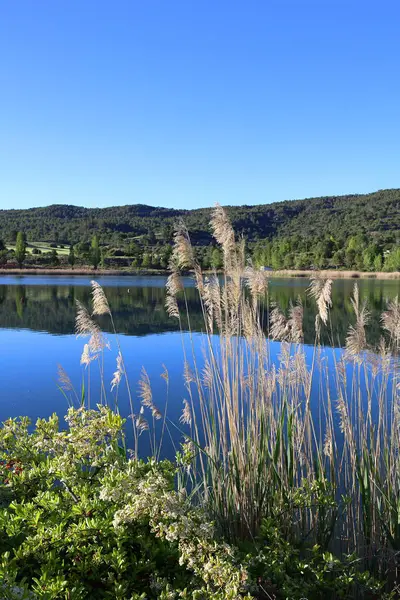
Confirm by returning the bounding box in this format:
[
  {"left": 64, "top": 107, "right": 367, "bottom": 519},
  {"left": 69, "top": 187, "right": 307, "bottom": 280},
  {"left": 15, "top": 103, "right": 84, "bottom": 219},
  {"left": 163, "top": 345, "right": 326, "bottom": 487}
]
[
  {"left": 0, "top": 267, "right": 166, "bottom": 276},
  {"left": 1, "top": 267, "right": 400, "bottom": 279},
  {"left": 271, "top": 269, "right": 400, "bottom": 279}
]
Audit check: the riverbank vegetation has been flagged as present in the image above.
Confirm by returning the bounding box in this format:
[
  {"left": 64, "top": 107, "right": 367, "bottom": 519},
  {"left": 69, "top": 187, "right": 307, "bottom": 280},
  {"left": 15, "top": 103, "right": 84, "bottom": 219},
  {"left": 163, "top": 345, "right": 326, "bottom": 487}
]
[
  {"left": 2, "top": 188, "right": 400, "bottom": 272},
  {"left": 1, "top": 206, "right": 400, "bottom": 598},
  {"left": 3, "top": 236, "right": 400, "bottom": 274}
]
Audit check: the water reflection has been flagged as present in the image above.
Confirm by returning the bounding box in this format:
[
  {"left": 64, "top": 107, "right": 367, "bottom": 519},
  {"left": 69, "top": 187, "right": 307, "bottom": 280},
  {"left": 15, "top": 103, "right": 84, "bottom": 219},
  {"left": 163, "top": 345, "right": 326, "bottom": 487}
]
[
  {"left": 1, "top": 275, "right": 400, "bottom": 461},
  {"left": 0, "top": 276, "right": 400, "bottom": 347}
]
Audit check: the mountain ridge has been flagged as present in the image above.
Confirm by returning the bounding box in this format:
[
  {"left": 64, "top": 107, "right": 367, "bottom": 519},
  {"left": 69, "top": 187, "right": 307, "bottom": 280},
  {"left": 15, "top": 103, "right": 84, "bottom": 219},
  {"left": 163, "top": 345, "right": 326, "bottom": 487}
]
[
  {"left": 0, "top": 188, "right": 399, "bottom": 246},
  {"left": 0, "top": 188, "right": 382, "bottom": 215}
]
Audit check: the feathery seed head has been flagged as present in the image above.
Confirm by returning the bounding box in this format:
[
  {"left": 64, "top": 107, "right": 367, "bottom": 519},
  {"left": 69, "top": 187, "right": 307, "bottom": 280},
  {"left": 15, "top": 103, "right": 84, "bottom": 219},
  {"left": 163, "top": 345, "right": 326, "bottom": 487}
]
[
  {"left": 323, "top": 431, "right": 333, "bottom": 457},
  {"left": 270, "top": 301, "right": 303, "bottom": 343},
  {"left": 138, "top": 367, "right": 152, "bottom": 408},
  {"left": 244, "top": 263, "right": 269, "bottom": 301},
  {"left": 270, "top": 304, "right": 289, "bottom": 341},
  {"left": 135, "top": 413, "right": 149, "bottom": 434},
  {"left": 382, "top": 296, "right": 400, "bottom": 350},
  {"left": 202, "top": 359, "right": 213, "bottom": 389},
  {"left": 88, "top": 330, "right": 109, "bottom": 353},
  {"left": 172, "top": 220, "right": 194, "bottom": 269},
  {"left": 183, "top": 361, "right": 195, "bottom": 387},
  {"left": 111, "top": 352, "right": 124, "bottom": 391},
  {"left": 75, "top": 300, "right": 100, "bottom": 337},
  {"left": 80, "top": 343, "right": 93, "bottom": 367},
  {"left": 203, "top": 275, "right": 222, "bottom": 331},
  {"left": 308, "top": 275, "right": 333, "bottom": 326},
  {"left": 211, "top": 204, "right": 235, "bottom": 254},
  {"left": 91, "top": 281, "right": 111, "bottom": 316},
  {"left": 345, "top": 283, "right": 369, "bottom": 357},
  {"left": 193, "top": 263, "right": 204, "bottom": 296},
  {"left": 179, "top": 398, "right": 192, "bottom": 426},
  {"left": 57, "top": 364, "right": 73, "bottom": 391},
  {"left": 288, "top": 299, "right": 304, "bottom": 344},
  {"left": 160, "top": 364, "right": 169, "bottom": 383},
  {"left": 165, "top": 294, "right": 180, "bottom": 319},
  {"left": 165, "top": 268, "right": 182, "bottom": 319},
  {"left": 138, "top": 367, "right": 162, "bottom": 419}
]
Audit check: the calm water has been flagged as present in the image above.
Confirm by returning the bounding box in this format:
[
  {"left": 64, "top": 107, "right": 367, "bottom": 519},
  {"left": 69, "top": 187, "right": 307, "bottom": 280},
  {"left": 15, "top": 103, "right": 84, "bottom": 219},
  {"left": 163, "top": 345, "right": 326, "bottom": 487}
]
[{"left": 0, "top": 275, "right": 399, "bottom": 457}]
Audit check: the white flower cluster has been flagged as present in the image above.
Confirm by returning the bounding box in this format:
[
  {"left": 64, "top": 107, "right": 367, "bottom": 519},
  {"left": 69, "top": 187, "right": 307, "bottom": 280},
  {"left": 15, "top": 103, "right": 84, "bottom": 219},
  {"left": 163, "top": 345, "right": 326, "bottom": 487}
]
[
  {"left": 31, "top": 406, "right": 125, "bottom": 477},
  {"left": 100, "top": 460, "right": 252, "bottom": 600}
]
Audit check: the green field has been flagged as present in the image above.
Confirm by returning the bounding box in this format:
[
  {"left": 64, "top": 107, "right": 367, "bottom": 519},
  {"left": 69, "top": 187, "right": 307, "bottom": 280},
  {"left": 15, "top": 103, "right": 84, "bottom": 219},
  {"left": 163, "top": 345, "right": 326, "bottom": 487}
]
[{"left": 6, "top": 241, "right": 71, "bottom": 256}]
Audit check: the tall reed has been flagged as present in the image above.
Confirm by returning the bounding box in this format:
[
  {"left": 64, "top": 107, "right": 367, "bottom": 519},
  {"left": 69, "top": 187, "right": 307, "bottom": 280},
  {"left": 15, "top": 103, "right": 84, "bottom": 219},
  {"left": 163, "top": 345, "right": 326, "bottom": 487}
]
[
  {"left": 66, "top": 206, "right": 400, "bottom": 586},
  {"left": 164, "top": 206, "right": 400, "bottom": 584}
]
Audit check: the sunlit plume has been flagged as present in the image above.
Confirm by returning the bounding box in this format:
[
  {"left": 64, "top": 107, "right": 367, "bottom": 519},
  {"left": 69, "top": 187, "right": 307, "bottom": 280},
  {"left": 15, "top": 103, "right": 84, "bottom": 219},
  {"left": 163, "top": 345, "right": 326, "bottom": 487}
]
[
  {"left": 345, "top": 283, "right": 369, "bottom": 357},
  {"left": 180, "top": 398, "right": 192, "bottom": 426},
  {"left": 165, "top": 268, "right": 182, "bottom": 319},
  {"left": 91, "top": 280, "right": 111, "bottom": 316},
  {"left": 138, "top": 367, "right": 161, "bottom": 420},
  {"left": 111, "top": 352, "right": 124, "bottom": 391},
  {"left": 308, "top": 275, "right": 332, "bottom": 326},
  {"left": 172, "top": 220, "right": 194, "bottom": 269},
  {"left": 210, "top": 203, "right": 236, "bottom": 258},
  {"left": 75, "top": 300, "right": 100, "bottom": 337},
  {"left": 382, "top": 295, "right": 400, "bottom": 350}
]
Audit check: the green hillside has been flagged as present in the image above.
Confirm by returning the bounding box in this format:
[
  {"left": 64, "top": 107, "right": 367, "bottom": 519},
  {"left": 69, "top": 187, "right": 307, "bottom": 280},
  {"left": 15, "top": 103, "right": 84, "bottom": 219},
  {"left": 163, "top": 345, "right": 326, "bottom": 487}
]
[
  {"left": 1, "top": 188, "right": 399, "bottom": 245},
  {"left": 1, "top": 188, "right": 400, "bottom": 271}
]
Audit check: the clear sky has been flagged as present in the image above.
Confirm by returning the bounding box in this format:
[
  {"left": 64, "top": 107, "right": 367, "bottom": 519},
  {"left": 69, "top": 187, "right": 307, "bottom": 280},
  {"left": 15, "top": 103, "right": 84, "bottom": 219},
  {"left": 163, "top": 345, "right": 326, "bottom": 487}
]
[{"left": 0, "top": 1, "right": 399, "bottom": 210}]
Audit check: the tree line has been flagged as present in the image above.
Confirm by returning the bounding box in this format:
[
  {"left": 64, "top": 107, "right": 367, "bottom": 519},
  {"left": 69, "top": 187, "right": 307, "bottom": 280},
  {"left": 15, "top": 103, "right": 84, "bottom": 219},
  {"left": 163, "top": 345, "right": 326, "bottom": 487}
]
[
  {"left": 3, "top": 228, "right": 400, "bottom": 272},
  {"left": 2, "top": 187, "right": 400, "bottom": 271},
  {"left": 0, "top": 232, "right": 226, "bottom": 271}
]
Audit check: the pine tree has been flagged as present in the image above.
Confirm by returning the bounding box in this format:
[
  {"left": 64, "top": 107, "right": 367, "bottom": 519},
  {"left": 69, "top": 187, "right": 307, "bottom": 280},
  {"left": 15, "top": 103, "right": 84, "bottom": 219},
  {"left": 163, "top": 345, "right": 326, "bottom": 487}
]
[
  {"left": 90, "top": 235, "right": 101, "bottom": 270},
  {"left": 50, "top": 249, "right": 59, "bottom": 266},
  {"left": 211, "top": 247, "right": 223, "bottom": 269},
  {"left": 68, "top": 245, "right": 76, "bottom": 269},
  {"left": 373, "top": 254, "right": 383, "bottom": 272},
  {"left": 141, "top": 252, "right": 151, "bottom": 268},
  {"left": 15, "top": 231, "right": 26, "bottom": 268}
]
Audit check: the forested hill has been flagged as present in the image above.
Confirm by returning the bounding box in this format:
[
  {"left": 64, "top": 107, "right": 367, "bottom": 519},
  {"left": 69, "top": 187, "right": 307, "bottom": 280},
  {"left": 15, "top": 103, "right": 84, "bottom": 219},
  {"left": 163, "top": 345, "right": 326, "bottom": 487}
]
[{"left": 1, "top": 188, "right": 399, "bottom": 246}]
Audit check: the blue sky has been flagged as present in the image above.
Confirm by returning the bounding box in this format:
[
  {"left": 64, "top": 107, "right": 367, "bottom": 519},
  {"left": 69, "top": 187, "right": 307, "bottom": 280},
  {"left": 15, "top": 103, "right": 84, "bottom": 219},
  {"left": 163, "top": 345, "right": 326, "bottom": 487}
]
[{"left": 0, "top": 1, "right": 399, "bottom": 210}]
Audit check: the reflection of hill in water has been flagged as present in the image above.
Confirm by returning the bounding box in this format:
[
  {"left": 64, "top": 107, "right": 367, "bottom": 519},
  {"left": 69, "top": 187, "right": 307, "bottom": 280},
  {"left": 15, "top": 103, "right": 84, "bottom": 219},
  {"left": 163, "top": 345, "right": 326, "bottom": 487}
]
[{"left": 0, "top": 280, "right": 399, "bottom": 347}]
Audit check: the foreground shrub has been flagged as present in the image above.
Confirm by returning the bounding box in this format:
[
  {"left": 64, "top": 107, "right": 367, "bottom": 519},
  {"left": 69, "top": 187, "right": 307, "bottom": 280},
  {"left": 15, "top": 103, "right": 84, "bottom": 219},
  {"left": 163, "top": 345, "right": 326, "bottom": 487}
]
[
  {"left": 0, "top": 408, "right": 391, "bottom": 599},
  {"left": 0, "top": 407, "right": 252, "bottom": 600}
]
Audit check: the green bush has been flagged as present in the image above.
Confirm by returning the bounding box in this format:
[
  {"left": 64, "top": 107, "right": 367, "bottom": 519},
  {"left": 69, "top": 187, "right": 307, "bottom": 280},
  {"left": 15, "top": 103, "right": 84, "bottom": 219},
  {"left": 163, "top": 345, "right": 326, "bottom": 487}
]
[
  {"left": 0, "top": 406, "right": 391, "bottom": 599},
  {"left": 0, "top": 408, "right": 253, "bottom": 600}
]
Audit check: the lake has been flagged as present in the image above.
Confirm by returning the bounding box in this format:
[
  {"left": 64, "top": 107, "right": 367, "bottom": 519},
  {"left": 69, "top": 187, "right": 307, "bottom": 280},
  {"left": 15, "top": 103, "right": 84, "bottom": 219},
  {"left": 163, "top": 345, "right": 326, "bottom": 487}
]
[{"left": 1, "top": 274, "right": 399, "bottom": 458}]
